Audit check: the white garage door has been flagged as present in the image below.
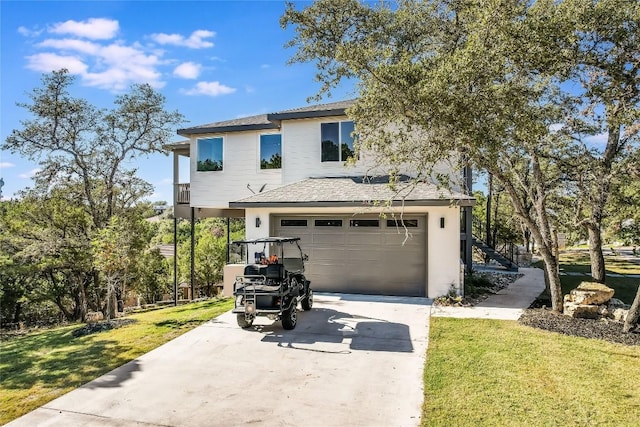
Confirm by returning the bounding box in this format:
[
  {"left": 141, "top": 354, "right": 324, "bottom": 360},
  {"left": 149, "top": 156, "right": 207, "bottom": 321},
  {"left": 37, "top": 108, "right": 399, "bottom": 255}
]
[{"left": 273, "top": 215, "right": 426, "bottom": 296}]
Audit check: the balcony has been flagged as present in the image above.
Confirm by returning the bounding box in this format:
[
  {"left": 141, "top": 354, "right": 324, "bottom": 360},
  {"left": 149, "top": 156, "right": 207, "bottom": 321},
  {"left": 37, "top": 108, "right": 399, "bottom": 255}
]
[{"left": 177, "top": 183, "right": 190, "bottom": 205}]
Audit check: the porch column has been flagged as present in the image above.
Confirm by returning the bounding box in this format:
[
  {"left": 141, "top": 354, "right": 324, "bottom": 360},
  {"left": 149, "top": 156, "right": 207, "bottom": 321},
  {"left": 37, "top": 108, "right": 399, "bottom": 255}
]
[
  {"left": 173, "top": 217, "right": 178, "bottom": 306},
  {"left": 190, "top": 207, "right": 195, "bottom": 300}
]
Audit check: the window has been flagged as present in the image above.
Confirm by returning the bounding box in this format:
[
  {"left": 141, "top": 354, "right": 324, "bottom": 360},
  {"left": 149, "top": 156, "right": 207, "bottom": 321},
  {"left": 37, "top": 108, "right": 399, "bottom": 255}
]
[
  {"left": 197, "top": 137, "right": 223, "bottom": 171},
  {"left": 350, "top": 219, "right": 379, "bottom": 227},
  {"left": 280, "top": 219, "right": 308, "bottom": 227},
  {"left": 386, "top": 219, "right": 419, "bottom": 228},
  {"left": 260, "top": 134, "right": 282, "bottom": 169},
  {"left": 315, "top": 219, "right": 343, "bottom": 227},
  {"left": 321, "top": 121, "right": 355, "bottom": 162}
]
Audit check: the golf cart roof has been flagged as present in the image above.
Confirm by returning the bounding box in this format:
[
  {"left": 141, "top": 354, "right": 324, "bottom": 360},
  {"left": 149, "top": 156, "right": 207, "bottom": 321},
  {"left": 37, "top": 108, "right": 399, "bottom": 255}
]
[{"left": 232, "top": 237, "right": 301, "bottom": 244}]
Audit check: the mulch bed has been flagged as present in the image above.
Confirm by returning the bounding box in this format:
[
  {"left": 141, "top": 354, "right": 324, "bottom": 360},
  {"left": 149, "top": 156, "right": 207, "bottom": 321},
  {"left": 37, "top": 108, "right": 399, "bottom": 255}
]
[
  {"left": 72, "top": 318, "right": 137, "bottom": 338},
  {"left": 519, "top": 308, "right": 640, "bottom": 346}
]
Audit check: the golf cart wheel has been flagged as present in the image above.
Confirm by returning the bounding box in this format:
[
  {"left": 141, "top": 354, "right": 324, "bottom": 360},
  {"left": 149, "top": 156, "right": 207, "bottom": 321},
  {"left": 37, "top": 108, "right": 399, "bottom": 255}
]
[
  {"left": 237, "top": 314, "right": 253, "bottom": 329},
  {"left": 281, "top": 305, "right": 297, "bottom": 330},
  {"left": 301, "top": 288, "right": 313, "bottom": 311}
]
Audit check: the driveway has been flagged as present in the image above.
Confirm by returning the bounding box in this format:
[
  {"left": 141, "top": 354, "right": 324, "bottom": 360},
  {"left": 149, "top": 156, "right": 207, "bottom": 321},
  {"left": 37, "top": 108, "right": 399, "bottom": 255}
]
[{"left": 8, "top": 293, "right": 431, "bottom": 427}]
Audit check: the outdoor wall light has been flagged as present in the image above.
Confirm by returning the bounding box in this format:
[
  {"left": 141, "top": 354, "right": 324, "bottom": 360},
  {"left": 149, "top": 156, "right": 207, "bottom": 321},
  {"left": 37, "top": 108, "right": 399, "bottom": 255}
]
[
  {"left": 255, "top": 217, "right": 261, "bottom": 228},
  {"left": 440, "top": 217, "right": 445, "bottom": 228}
]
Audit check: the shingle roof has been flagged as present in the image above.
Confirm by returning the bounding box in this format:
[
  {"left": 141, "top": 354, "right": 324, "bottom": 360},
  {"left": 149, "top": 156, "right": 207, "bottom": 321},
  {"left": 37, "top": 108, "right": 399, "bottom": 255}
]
[
  {"left": 177, "top": 114, "right": 278, "bottom": 136},
  {"left": 229, "top": 176, "right": 474, "bottom": 208},
  {"left": 176, "top": 99, "right": 356, "bottom": 136}
]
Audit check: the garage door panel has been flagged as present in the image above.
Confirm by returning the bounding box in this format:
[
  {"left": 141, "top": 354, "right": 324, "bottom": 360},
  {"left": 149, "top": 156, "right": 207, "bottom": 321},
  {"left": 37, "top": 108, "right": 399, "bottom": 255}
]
[
  {"left": 346, "top": 233, "right": 382, "bottom": 246},
  {"left": 274, "top": 215, "right": 426, "bottom": 297},
  {"left": 313, "top": 233, "right": 345, "bottom": 245}
]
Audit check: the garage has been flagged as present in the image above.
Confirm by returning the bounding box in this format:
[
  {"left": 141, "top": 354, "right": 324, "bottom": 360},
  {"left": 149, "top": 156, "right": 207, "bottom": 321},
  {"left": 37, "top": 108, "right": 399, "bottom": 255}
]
[{"left": 273, "top": 215, "right": 427, "bottom": 296}]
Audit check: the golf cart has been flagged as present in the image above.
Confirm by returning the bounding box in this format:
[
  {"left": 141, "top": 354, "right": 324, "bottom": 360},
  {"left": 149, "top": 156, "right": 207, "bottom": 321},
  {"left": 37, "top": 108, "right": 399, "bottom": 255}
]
[{"left": 231, "top": 237, "right": 312, "bottom": 330}]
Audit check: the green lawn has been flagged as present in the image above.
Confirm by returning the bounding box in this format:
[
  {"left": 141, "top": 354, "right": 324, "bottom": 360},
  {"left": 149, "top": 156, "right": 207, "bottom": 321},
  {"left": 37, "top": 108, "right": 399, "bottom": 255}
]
[
  {"left": 423, "top": 317, "right": 640, "bottom": 426},
  {"left": 0, "top": 298, "right": 234, "bottom": 424},
  {"left": 536, "top": 250, "right": 640, "bottom": 304}
]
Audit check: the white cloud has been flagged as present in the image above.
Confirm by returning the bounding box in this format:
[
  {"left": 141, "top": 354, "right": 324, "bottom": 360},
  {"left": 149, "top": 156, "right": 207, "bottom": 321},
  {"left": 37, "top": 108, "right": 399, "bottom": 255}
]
[
  {"left": 245, "top": 85, "right": 255, "bottom": 94},
  {"left": 26, "top": 53, "right": 89, "bottom": 74},
  {"left": 173, "top": 62, "right": 201, "bottom": 79},
  {"left": 548, "top": 123, "right": 564, "bottom": 133},
  {"left": 0, "top": 162, "right": 16, "bottom": 169},
  {"left": 151, "top": 29, "right": 215, "bottom": 49},
  {"left": 39, "top": 38, "right": 101, "bottom": 55},
  {"left": 585, "top": 132, "right": 608, "bottom": 146},
  {"left": 29, "top": 41, "right": 162, "bottom": 91},
  {"left": 19, "top": 168, "right": 41, "bottom": 179},
  {"left": 260, "top": 64, "right": 270, "bottom": 69},
  {"left": 182, "top": 81, "right": 236, "bottom": 96},
  {"left": 18, "top": 26, "right": 42, "bottom": 37},
  {"left": 49, "top": 18, "right": 119, "bottom": 40}
]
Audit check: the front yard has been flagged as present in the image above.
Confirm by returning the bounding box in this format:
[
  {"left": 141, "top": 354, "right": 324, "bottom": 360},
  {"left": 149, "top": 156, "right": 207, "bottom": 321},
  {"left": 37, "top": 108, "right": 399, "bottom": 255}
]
[
  {"left": 544, "top": 249, "right": 640, "bottom": 304},
  {"left": 423, "top": 317, "right": 640, "bottom": 426},
  {"left": 0, "top": 298, "right": 234, "bottom": 424}
]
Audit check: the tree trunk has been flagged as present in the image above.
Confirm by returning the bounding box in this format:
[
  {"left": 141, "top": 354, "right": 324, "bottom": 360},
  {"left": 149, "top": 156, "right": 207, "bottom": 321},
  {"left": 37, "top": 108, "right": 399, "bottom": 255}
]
[
  {"left": 486, "top": 173, "right": 492, "bottom": 245},
  {"left": 539, "top": 247, "right": 563, "bottom": 312},
  {"left": 623, "top": 284, "right": 640, "bottom": 333},
  {"left": 587, "top": 224, "right": 606, "bottom": 283},
  {"left": 13, "top": 301, "right": 22, "bottom": 323}
]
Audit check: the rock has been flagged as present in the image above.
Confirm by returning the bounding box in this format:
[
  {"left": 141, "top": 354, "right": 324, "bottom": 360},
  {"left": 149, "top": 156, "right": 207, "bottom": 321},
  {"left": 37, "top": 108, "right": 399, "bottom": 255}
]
[
  {"left": 568, "top": 282, "right": 615, "bottom": 305},
  {"left": 612, "top": 308, "right": 629, "bottom": 322},
  {"left": 607, "top": 298, "right": 629, "bottom": 309},
  {"left": 597, "top": 305, "right": 610, "bottom": 318},
  {"left": 86, "top": 311, "right": 104, "bottom": 323},
  {"left": 564, "top": 302, "right": 600, "bottom": 319}
]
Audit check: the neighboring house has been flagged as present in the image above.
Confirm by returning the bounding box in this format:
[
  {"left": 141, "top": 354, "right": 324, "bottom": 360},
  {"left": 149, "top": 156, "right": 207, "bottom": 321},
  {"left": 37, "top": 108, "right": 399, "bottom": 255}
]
[{"left": 165, "top": 99, "right": 473, "bottom": 298}]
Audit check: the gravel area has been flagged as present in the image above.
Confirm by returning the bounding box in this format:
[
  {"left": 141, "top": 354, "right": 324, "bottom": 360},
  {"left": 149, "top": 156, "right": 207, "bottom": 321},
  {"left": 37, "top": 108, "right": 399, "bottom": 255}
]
[
  {"left": 72, "top": 318, "right": 137, "bottom": 337},
  {"left": 519, "top": 308, "right": 640, "bottom": 346},
  {"left": 434, "top": 271, "right": 524, "bottom": 307}
]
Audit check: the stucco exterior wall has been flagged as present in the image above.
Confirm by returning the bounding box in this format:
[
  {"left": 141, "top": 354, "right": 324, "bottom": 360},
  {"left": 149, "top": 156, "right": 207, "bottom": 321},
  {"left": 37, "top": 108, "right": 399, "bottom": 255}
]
[{"left": 189, "top": 131, "right": 283, "bottom": 208}]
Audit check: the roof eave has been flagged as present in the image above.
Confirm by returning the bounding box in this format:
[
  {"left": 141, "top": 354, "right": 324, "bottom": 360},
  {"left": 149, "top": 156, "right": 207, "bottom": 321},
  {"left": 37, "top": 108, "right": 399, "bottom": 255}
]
[
  {"left": 229, "top": 199, "right": 475, "bottom": 208},
  {"left": 266, "top": 108, "right": 349, "bottom": 121},
  {"left": 177, "top": 123, "right": 280, "bottom": 136}
]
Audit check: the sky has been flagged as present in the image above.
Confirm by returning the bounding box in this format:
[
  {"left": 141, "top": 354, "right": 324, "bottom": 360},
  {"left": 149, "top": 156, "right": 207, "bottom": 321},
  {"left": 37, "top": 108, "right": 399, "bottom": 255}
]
[{"left": 0, "top": 0, "right": 356, "bottom": 202}]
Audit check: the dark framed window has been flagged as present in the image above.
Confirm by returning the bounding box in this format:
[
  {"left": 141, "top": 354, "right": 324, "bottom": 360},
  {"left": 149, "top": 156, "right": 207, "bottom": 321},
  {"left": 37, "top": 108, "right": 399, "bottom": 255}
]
[
  {"left": 315, "top": 219, "right": 343, "bottom": 227},
  {"left": 386, "top": 219, "right": 419, "bottom": 228},
  {"left": 321, "top": 121, "right": 355, "bottom": 162},
  {"left": 260, "top": 134, "right": 282, "bottom": 169},
  {"left": 350, "top": 219, "right": 379, "bottom": 227},
  {"left": 197, "top": 137, "right": 223, "bottom": 171},
  {"left": 280, "top": 219, "right": 308, "bottom": 227}
]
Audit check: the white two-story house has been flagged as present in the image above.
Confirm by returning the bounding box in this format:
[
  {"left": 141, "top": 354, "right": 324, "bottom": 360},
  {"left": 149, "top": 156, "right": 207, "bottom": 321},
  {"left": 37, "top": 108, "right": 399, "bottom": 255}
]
[{"left": 167, "top": 99, "right": 473, "bottom": 298}]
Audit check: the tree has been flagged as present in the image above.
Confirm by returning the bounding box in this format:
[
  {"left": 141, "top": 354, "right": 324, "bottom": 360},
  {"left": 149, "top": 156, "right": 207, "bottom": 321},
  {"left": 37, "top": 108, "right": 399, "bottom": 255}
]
[
  {"left": 92, "top": 215, "right": 151, "bottom": 318},
  {"left": 282, "top": 0, "right": 569, "bottom": 311},
  {"left": 538, "top": 0, "right": 640, "bottom": 283},
  {"left": 4, "top": 69, "right": 184, "bottom": 229}
]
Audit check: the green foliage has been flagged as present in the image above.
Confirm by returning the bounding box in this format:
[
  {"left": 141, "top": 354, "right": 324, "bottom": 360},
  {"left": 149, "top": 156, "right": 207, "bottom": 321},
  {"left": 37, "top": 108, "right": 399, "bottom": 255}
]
[
  {"left": 1, "top": 70, "right": 185, "bottom": 324},
  {"left": 260, "top": 153, "right": 282, "bottom": 169}
]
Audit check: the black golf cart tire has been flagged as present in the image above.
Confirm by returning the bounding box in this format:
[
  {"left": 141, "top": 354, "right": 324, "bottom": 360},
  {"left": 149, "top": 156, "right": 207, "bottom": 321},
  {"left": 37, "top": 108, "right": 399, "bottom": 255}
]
[
  {"left": 301, "top": 288, "right": 313, "bottom": 311},
  {"left": 282, "top": 305, "right": 297, "bottom": 330},
  {"left": 237, "top": 314, "right": 253, "bottom": 329}
]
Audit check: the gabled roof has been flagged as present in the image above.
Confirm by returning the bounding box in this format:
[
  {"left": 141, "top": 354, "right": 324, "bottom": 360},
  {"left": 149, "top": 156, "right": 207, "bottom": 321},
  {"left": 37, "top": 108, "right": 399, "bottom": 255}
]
[
  {"left": 176, "top": 99, "right": 356, "bottom": 137},
  {"left": 229, "top": 176, "right": 475, "bottom": 208}
]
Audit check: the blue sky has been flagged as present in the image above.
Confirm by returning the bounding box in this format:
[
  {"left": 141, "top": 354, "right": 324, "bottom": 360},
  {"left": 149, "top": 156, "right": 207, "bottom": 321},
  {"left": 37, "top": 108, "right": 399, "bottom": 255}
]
[{"left": 0, "top": 0, "right": 356, "bottom": 201}]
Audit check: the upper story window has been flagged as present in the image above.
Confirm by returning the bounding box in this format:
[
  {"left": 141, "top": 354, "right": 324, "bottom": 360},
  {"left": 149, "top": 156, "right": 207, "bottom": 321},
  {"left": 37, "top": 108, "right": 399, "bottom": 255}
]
[
  {"left": 260, "top": 134, "right": 282, "bottom": 170},
  {"left": 197, "top": 137, "right": 223, "bottom": 172},
  {"left": 321, "top": 121, "right": 355, "bottom": 162}
]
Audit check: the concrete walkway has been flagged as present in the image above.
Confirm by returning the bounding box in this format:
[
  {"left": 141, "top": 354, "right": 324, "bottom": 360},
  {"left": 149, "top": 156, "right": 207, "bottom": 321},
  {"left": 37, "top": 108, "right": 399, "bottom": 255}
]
[{"left": 431, "top": 267, "right": 546, "bottom": 320}]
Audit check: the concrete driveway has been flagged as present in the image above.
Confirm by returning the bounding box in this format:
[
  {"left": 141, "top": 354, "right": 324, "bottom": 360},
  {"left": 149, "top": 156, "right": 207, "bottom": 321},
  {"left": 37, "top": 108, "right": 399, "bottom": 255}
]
[{"left": 8, "top": 293, "right": 431, "bottom": 427}]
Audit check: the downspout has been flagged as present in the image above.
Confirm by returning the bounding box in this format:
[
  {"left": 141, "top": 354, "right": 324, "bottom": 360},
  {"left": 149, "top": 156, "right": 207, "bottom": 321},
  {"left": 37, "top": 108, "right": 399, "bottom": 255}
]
[
  {"left": 173, "top": 217, "right": 178, "bottom": 306},
  {"left": 464, "top": 164, "right": 473, "bottom": 274}
]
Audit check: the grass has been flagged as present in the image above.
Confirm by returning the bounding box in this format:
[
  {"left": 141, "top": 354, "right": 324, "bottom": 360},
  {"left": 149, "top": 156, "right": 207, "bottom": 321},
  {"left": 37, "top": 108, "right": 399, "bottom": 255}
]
[
  {"left": 534, "top": 250, "right": 640, "bottom": 304},
  {"left": 0, "top": 298, "right": 234, "bottom": 424},
  {"left": 423, "top": 317, "right": 640, "bottom": 426}
]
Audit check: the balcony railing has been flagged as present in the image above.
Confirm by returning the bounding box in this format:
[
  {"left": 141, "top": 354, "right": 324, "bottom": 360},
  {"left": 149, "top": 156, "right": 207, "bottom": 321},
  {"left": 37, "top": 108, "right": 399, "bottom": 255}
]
[{"left": 177, "top": 183, "right": 190, "bottom": 205}]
